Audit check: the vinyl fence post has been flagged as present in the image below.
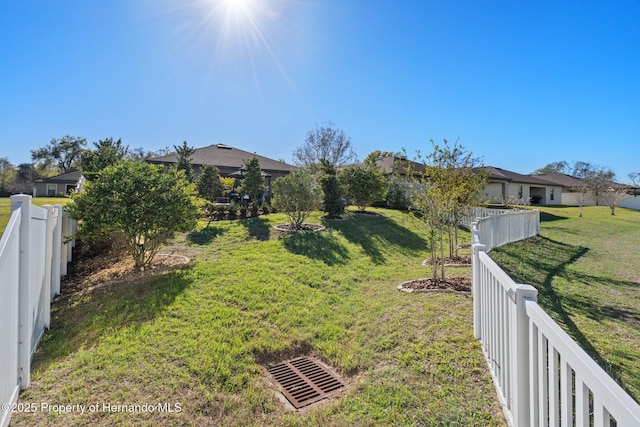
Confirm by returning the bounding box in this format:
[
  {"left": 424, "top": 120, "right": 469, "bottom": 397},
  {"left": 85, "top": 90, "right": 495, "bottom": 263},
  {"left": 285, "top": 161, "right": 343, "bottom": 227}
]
[
  {"left": 51, "top": 205, "right": 62, "bottom": 297},
  {"left": 471, "top": 222, "right": 486, "bottom": 340},
  {"left": 511, "top": 284, "right": 538, "bottom": 426},
  {"left": 43, "top": 205, "right": 54, "bottom": 328},
  {"left": 11, "top": 194, "right": 32, "bottom": 390}
]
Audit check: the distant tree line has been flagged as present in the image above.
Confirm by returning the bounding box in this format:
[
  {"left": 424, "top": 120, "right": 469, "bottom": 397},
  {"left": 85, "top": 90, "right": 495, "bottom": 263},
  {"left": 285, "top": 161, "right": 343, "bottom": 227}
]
[{"left": 0, "top": 135, "right": 171, "bottom": 196}]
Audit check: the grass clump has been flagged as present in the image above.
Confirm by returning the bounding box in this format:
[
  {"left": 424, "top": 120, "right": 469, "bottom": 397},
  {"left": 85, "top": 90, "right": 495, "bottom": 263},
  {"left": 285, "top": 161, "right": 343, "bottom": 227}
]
[
  {"left": 490, "top": 205, "right": 640, "bottom": 402},
  {"left": 11, "top": 208, "right": 506, "bottom": 426}
]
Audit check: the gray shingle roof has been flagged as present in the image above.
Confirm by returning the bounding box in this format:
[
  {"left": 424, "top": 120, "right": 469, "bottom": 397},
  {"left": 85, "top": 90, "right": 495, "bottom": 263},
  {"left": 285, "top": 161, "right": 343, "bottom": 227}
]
[{"left": 147, "top": 144, "right": 298, "bottom": 173}]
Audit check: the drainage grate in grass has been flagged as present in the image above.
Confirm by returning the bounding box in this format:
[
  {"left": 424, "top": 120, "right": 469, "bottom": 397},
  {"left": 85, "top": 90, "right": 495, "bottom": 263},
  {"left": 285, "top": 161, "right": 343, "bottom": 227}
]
[{"left": 267, "top": 357, "right": 344, "bottom": 409}]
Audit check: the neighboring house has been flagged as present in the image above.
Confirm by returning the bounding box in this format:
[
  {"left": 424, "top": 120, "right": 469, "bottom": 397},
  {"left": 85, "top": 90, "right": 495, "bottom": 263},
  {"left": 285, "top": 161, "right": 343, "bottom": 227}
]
[
  {"left": 33, "top": 170, "right": 84, "bottom": 197},
  {"left": 533, "top": 172, "right": 640, "bottom": 210},
  {"left": 147, "top": 144, "right": 298, "bottom": 198},
  {"left": 479, "top": 167, "right": 563, "bottom": 205}
]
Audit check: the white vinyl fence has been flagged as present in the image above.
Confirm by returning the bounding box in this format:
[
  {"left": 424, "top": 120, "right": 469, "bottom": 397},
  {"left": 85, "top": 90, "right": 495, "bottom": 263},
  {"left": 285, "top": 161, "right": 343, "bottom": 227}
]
[
  {"left": 475, "top": 209, "right": 539, "bottom": 252},
  {"left": 0, "top": 195, "right": 76, "bottom": 427},
  {"left": 471, "top": 216, "right": 640, "bottom": 426}
]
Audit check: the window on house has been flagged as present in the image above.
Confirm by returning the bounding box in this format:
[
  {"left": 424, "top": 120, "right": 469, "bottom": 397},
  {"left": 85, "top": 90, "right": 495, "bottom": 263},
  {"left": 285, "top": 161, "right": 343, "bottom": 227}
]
[
  {"left": 550, "top": 188, "right": 555, "bottom": 201},
  {"left": 47, "top": 184, "right": 57, "bottom": 196},
  {"left": 518, "top": 186, "right": 523, "bottom": 199}
]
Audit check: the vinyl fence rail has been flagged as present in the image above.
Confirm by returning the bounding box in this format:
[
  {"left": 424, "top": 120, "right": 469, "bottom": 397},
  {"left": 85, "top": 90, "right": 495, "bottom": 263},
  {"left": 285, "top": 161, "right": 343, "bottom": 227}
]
[
  {"left": 471, "top": 218, "right": 640, "bottom": 426},
  {"left": 0, "top": 195, "right": 76, "bottom": 427}
]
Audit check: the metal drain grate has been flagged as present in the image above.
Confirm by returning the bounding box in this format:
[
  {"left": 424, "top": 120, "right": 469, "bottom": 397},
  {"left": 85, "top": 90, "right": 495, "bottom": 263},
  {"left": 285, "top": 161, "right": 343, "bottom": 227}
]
[{"left": 267, "top": 357, "right": 344, "bottom": 409}]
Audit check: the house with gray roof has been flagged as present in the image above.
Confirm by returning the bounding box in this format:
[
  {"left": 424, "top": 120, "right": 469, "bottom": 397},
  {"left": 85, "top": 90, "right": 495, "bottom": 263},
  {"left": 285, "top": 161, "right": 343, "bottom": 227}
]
[
  {"left": 147, "top": 144, "right": 298, "bottom": 199},
  {"left": 480, "top": 166, "right": 563, "bottom": 205},
  {"left": 34, "top": 170, "right": 84, "bottom": 197}
]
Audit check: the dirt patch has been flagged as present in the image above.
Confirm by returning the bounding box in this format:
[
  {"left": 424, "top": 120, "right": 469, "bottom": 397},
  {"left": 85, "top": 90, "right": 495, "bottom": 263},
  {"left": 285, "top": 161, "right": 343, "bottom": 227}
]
[
  {"left": 398, "top": 277, "right": 471, "bottom": 294},
  {"left": 422, "top": 255, "right": 471, "bottom": 267},
  {"left": 273, "top": 223, "right": 326, "bottom": 232},
  {"left": 61, "top": 238, "right": 190, "bottom": 296}
]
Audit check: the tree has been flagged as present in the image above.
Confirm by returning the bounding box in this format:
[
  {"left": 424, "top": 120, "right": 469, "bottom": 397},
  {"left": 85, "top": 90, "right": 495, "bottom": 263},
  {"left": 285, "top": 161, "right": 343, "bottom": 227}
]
[
  {"left": 174, "top": 141, "right": 196, "bottom": 182},
  {"left": 127, "top": 146, "right": 171, "bottom": 162},
  {"left": 340, "top": 165, "right": 387, "bottom": 212},
  {"left": 0, "top": 157, "right": 15, "bottom": 196},
  {"left": 237, "top": 157, "right": 266, "bottom": 204},
  {"left": 196, "top": 164, "right": 224, "bottom": 202},
  {"left": 572, "top": 162, "right": 616, "bottom": 215},
  {"left": 81, "top": 138, "right": 129, "bottom": 180},
  {"left": 67, "top": 161, "right": 199, "bottom": 270},
  {"left": 533, "top": 161, "right": 569, "bottom": 174},
  {"left": 292, "top": 121, "right": 358, "bottom": 174},
  {"left": 8, "top": 163, "right": 40, "bottom": 194},
  {"left": 31, "top": 135, "right": 86, "bottom": 173},
  {"left": 406, "top": 140, "right": 486, "bottom": 280},
  {"left": 628, "top": 172, "right": 639, "bottom": 197},
  {"left": 600, "top": 184, "right": 628, "bottom": 215},
  {"left": 271, "top": 170, "right": 322, "bottom": 229},
  {"left": 219, "top": 177, "right": 235, "bottom": 195},
  {"left": 318, "top": 160, "right": 345, "bottom": 218}
]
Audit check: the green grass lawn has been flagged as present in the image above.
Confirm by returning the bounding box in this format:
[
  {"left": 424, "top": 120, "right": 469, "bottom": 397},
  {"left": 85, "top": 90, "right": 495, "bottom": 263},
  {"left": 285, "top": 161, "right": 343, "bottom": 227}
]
[
  {"left": 490, "top": 205, "right": 640, "bottom": 403},
  {"left": 0, "top": 196, "right": 71, "bottom": 232},
  {"left": 11, "top": 208, "right": 506, "bottom": 426}
]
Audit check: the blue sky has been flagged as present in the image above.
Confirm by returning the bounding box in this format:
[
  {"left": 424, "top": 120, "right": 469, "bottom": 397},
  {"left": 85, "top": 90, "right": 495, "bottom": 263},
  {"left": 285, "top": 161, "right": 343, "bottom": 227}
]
[{"left": 2, "top": 0, "right": 639, "bottom": 181}]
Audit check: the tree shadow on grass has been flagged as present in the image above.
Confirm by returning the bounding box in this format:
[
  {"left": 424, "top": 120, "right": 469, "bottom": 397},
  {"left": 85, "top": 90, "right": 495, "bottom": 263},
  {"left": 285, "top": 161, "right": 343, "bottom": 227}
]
[
  {"left": 323, "top": 214, "right": 427, "bottom": 264},
  {"left": 33, "top": 264, "right": 195, "bottom": 373},
  {"left": 238, "top": 216, "right": 271, "bottom": 241},
  {"left": 540, "top": 211, "right": 569, "bottom": 222},
  {"left": 187, "top": 226, "right": 226, "bottom": 245},
  {"left": 490, "top": 236, "right": 639, "bottom": 395},
  {"left": 282, "top": 231, "right": 350, "bottom": 266}
]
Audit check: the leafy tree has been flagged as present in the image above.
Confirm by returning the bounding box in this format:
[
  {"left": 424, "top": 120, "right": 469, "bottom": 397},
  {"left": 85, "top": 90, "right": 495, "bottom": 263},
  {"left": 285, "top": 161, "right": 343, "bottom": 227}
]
[
  {"left": 196, "top": 164, "right": 224, "bottom": 202},
  {"left": 174, "top": 141, "right": 196, "bottom": 182},
  {"left": 81, "top": 137, "right": 129, "bottom": 180},
  {"left": 31, "top": 135, "right": 86, "bottom": 173},
  {"left": 237, "top": 157, "right": 265, "bottom": 204},
  {"left": 406, "top": 140, "right": 486, "bottom": 280},
  {"left": 219, "top": 177, "right": 235, "bottom": 195},
  {"left": 533, "top": 161, "right": 569, "bottom": 174},
  {"left": 271, "top": 170, "right": 322, "bottom": 229},
  {"left": 68, "top": 161, "right": 199, "bottom": 270},
  {"left": 127, "top": 146, "right": 171, "bottom": 162},
  {"left": 0, "top": 157, "right": 15, "bottom": 196},
  {"left": 8, "top": 163, "right": 40, "bottom": 194},
  {"left": 293, "top": 121, "right": 357, "bottom": 174},
  {"left": 318, "top": 160, "right": 345, "bottom": 218},
  {"left": 385, "top": 175, "right": 411, "bottom": 210},
  {"left": 340, "top": 164, "right": 387, "bottom": 212}
]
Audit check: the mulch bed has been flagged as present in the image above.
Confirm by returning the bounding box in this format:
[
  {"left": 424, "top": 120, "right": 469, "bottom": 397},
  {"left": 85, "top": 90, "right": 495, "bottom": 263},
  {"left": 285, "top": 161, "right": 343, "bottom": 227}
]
[
  {"left": 398, "top": 277, "right": 471, "bottom": 294},
  {"left": 273, "top": 223, "right": 326, "bottom": 232}
]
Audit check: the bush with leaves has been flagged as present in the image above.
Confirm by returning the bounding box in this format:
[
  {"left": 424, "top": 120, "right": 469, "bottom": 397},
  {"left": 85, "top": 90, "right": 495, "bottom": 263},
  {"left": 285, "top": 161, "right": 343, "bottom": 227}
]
[
  {"left": 196, "top": 164, "right": 225, "bottom": 202},
  {"left": 271, "top": 170, "right": 322, "bottom": 228},
  {"left": 68, "top": 161, "right": 200, "bottom": 270},
  {"left": 340, "top": 165, "right": 388, "bottom": 212}
]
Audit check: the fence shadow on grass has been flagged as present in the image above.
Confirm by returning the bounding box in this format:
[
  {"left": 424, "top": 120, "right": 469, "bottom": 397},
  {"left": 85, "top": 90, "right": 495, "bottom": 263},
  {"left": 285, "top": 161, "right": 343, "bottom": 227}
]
[
  {"left": 33, "top": 265, "right": 195, "bottom": 373},
  {"left": 490, "top": 236, "right": 638, "bottom": 395},
  {"left": 282, "top": 231, "right": 350, "bottom": 266},
  {"left": 323, "top": 214, "right": 427, "bottom": 264}
]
